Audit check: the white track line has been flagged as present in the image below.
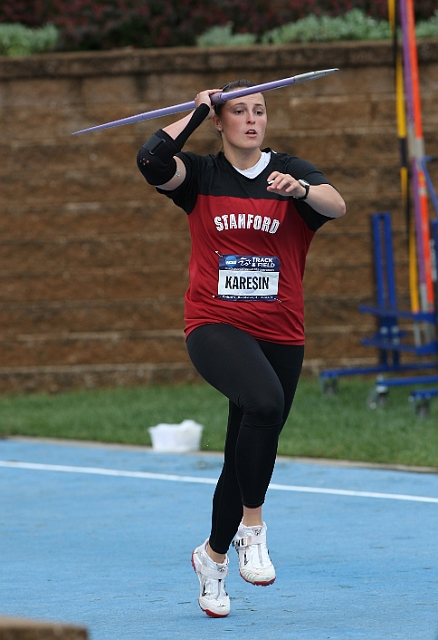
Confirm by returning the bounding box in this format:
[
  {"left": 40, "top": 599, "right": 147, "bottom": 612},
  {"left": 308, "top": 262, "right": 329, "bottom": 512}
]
[
  {"left": 0, "top": 461, "right": 216, "bottom": 485},
  {"left": 1, "top": 460, "right": 438, "bottom": 504}
]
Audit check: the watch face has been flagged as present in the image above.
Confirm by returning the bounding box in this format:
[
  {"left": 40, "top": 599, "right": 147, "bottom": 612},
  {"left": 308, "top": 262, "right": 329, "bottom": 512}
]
[{"left": 298, "top": 179, "right": 310, "bottom": 187}]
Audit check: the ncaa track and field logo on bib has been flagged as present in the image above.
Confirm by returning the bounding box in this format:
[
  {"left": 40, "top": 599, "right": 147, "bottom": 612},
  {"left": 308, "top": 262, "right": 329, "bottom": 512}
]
[{"left": 217, "top": 255, "right": 280, "bottom": 302}]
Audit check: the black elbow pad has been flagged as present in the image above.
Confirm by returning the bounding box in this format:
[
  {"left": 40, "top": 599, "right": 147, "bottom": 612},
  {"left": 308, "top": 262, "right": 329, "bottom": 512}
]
[
  {"left": 137, "top": 129, "right": 180, "bottom": 185},
  {"left": 137, "top": 104, "right": 210, "bottom": 186}
]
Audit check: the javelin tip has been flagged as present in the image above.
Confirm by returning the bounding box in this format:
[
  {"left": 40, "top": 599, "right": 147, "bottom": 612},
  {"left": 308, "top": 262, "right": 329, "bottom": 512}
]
[{"left": 293, "top": 68, "right": 339, "bottom": 83}]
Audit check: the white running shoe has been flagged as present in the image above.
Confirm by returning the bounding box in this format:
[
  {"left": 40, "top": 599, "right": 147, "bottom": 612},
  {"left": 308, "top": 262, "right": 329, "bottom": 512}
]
[
  {"left": 232, "top": 522, "right": 276, "bottom": 586},
  {"left": 191, "top": 539, "right": 230, "bottom": 618}
]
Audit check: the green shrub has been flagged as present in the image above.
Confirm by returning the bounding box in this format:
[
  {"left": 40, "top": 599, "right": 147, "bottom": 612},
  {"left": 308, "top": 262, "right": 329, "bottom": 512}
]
[
  {"left": 261, "top": 9, "right": 391, "bottom": 44},
  {"left": 0, "top": 22, "right": 59, "bottom": 56},
  {"left": 196, "top": 23, "right": 256, "bottom": 47},
  {"left": 415, "top": 10, "right": 438, "bottom": 38},
  {"left": 260, "top": 8, "right": 438, "bottom": 45},
  {"left": 280, "top": 0, "right": 435, "bottom": 22}
]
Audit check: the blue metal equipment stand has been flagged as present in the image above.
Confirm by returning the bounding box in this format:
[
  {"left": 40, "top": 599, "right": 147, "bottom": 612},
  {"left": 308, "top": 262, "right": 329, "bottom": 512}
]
[
  {"left": 368, "top": 157, "right": 438, "bottom": 416},
  {"left": 319, "top": 212, "right": 438, "bottom": 414},
  {"left": 405, "top": 212, "right": 438, "bottom": 415}
]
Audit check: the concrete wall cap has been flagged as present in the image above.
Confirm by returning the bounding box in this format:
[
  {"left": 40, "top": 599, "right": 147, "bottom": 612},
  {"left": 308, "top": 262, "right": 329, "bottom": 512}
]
[{"left": 1, "top": 40, "right": 437, "bottom": 80}]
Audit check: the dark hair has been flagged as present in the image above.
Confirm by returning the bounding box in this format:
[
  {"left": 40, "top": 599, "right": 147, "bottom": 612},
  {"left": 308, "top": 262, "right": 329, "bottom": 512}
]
[{"left": 213, "top": 79, "right": 259, "bottom": 116}]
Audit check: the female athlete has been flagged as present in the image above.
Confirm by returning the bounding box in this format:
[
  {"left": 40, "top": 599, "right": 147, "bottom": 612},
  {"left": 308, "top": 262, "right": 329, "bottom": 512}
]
[{"left": 137, "top": 80, "right": 346, "bottom": 618}]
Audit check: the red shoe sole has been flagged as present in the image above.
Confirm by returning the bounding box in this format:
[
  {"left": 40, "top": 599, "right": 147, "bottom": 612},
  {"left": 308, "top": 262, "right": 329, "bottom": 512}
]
[{"left": 199, "top": 603, "right": 229, "bottom": 618}]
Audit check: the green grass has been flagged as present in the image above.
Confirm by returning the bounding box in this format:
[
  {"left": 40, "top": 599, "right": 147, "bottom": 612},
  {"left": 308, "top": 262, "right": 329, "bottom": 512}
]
[
  {"left": 285, "top": 378, "right": 438, "bottom": 467},
  {"left": 0, "top": 377, "right": 437, "bottom": 468}
]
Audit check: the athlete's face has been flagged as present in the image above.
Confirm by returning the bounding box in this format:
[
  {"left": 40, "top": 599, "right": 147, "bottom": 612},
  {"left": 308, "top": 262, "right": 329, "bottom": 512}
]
[{"left": 213, "top": 93, "right": 267, "bottom": 152}]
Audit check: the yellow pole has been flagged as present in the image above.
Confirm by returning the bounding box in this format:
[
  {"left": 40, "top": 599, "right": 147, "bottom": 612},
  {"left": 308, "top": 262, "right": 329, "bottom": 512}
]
[{"left": 389, "top": 0, "right": 420, "bottom": 313}]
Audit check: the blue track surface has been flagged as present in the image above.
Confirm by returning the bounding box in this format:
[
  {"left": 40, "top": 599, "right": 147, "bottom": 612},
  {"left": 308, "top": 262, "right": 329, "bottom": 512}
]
[{"left": 1, "top": 438, "right": 437, "bottom": 639}]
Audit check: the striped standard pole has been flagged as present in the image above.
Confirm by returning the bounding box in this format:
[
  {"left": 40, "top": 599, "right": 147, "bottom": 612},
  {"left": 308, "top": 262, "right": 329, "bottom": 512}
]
[{"left": 400, "top": 0, "right": 434, "bottom": 313}]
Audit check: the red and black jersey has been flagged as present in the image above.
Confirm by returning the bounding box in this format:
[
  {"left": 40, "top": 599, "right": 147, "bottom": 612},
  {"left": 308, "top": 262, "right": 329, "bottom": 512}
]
[{"left": 158, "top": 148, "right": 333, "bottom": 345}]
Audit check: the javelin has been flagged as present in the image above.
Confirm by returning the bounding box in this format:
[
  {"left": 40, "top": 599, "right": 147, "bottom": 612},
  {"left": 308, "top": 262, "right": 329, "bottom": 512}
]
[{"left": 72, "top": 68, "right": 339, "bottom": 135}]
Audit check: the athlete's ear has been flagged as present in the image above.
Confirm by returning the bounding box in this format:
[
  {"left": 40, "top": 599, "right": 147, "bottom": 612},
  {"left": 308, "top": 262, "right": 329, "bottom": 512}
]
[{"left": 212, "top": 115, "right": 222, "bottom": 132}]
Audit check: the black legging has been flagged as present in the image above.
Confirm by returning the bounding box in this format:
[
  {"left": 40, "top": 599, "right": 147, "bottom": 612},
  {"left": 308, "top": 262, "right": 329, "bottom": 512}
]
[{"left": 186, "top": 323, "right": 304, "bottom": 554}]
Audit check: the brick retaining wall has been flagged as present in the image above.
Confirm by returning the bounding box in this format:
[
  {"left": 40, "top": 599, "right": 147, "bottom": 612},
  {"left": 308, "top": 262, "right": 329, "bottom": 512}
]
[{"left": 0, "top": 40, "right": 437, "bottom": 392}]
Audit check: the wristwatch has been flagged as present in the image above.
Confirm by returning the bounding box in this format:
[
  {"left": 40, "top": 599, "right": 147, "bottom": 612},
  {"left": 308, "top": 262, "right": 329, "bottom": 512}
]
[{"left": 295, "top": 179, "right": 310, "bottom": 201}]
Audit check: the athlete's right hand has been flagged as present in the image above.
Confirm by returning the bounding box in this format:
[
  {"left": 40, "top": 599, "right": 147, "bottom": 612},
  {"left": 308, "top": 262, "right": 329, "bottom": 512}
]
[{"left": 195, "top": 90, "right": 222, "bottom": 119}]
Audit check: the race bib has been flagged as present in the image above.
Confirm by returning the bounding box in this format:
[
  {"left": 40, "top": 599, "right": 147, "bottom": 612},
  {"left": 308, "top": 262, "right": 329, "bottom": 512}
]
[{"left": 217, "top": 255, "right": 280, "bottom": 302}]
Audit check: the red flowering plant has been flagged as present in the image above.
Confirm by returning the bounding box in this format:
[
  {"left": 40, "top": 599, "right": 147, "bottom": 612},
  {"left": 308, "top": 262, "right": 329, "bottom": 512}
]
[
  {"left": 0, "top": 0, "right": 436, "bottom": 50},
  {"left": 0, "top": 0, "right": 282, "bottom": 50}
]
